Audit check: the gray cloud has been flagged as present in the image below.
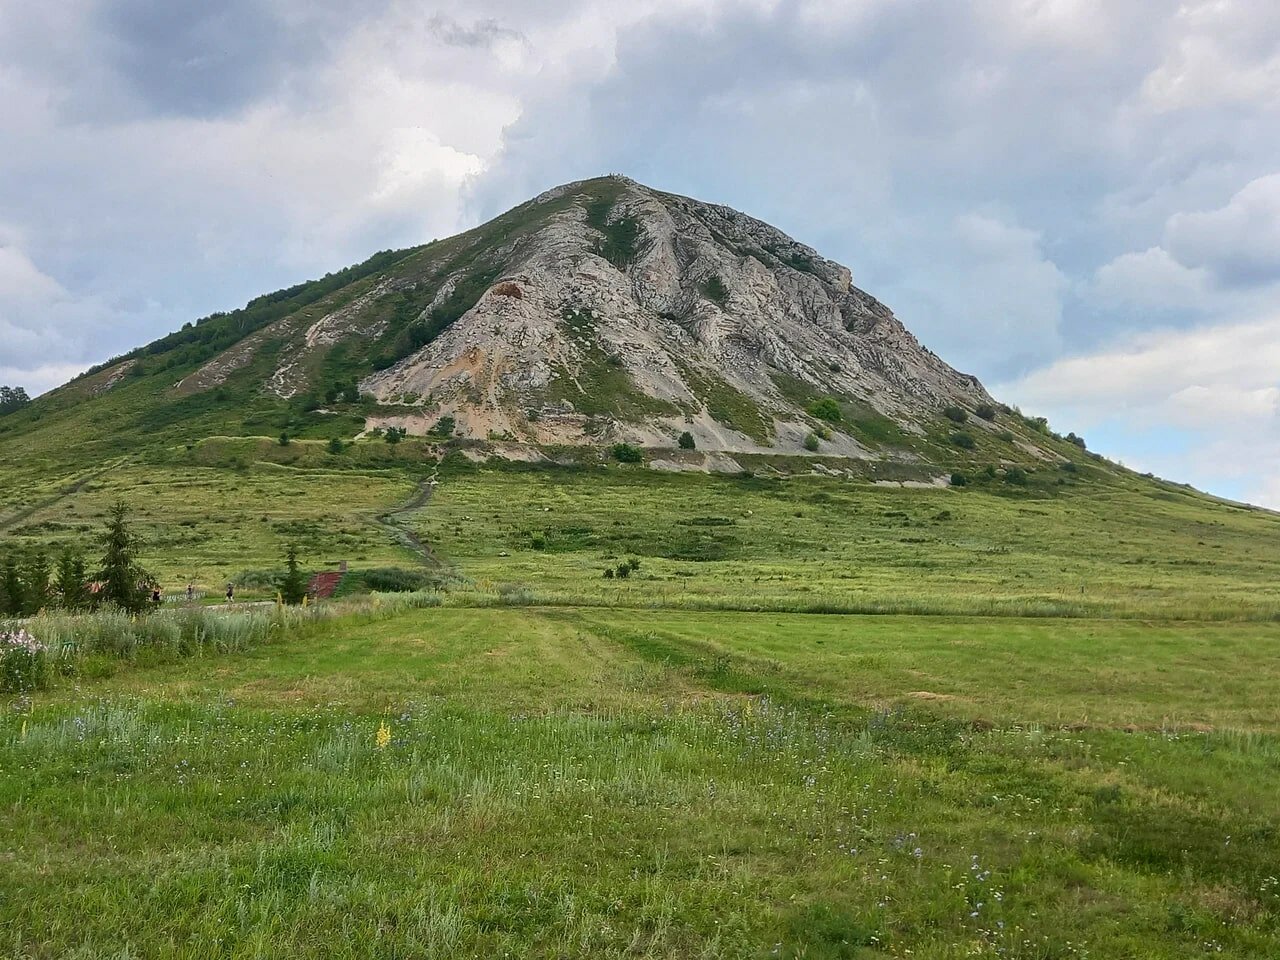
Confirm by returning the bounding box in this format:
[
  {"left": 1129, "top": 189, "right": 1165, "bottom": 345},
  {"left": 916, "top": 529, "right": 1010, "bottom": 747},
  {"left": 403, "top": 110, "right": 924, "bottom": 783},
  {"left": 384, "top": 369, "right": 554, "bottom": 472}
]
[
  {"left": 1164, "top": 173, "right": 1280, "bottom": 287},
  {"left": 425, "top": 14, "right": 522, "bottom": 48},
  {"left": 3, "top": 0, "right": 1280, "bottom": 502},
  {"left": 96, "top": 0, "right": 307, "bottom": 117}
]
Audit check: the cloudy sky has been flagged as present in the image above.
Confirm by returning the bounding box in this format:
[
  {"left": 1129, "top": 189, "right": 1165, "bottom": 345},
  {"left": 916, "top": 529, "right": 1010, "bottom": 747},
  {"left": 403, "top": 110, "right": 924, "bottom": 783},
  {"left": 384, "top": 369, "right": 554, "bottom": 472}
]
[{"left": 1, "top": 0, "right": 1278, "bottom": 504}]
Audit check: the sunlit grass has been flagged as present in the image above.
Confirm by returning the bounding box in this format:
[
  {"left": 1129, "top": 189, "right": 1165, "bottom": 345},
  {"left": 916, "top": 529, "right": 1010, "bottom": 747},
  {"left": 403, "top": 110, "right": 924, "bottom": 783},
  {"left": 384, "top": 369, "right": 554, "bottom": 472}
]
[{"left": 3, "top": 606, "right": 1279, "bottom": 957}]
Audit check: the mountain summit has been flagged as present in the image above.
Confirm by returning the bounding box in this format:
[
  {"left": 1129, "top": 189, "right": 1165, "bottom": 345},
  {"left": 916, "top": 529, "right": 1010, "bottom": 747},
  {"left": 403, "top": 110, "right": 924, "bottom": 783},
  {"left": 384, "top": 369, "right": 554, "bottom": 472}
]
[
  {"left": 181, "top": 175, "right": 989, "bottom": 452},
  {"left": 16, "top": 175, "right": 1076, "bottom": 473}
]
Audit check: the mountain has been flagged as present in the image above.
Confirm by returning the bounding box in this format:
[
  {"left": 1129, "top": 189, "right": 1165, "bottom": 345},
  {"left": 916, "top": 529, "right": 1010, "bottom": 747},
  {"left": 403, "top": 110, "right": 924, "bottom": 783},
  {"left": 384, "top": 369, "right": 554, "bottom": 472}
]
[{"left": 2, "top": 175, "right": 1089, "bottom": 478}]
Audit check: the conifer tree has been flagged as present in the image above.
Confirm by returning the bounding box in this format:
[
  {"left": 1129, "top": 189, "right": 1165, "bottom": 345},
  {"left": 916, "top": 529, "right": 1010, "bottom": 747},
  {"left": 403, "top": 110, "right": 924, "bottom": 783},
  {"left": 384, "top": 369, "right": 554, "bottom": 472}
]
[
  {"left": 0, "top": 556, "right": 22, "bottom": 616},
  {"left": 56, "top": 548, "right": 89, "bottom": 610},
  {"left": 22, "top": 551, "right": 50, "bottom": 615},
  {"left": 96, "top": 501, "right": 152, "bottom": 613},
  {"left": 279, "top": 544, "right": 308, "bottom": 606}
]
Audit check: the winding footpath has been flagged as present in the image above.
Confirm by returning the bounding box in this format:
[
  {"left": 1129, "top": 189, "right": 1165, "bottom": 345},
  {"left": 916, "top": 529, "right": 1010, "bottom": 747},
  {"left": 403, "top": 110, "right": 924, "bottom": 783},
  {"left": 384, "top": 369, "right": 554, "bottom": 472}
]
[{"left": 375, "top": 469, "right": 443, "bottom": 568}]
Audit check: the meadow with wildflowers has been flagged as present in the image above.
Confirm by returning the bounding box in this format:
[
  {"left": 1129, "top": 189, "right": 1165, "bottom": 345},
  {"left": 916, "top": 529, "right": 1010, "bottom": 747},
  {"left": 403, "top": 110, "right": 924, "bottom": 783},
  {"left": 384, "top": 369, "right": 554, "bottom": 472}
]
[
  {"left": 2, "top": 450, "right": 1280, "bottom": 956},
  {"left": 2, "top": 605, "right": 1278, "bottom": 957},
  {"left": 0, "top": 628, "right": 52, "bottom": 694}
]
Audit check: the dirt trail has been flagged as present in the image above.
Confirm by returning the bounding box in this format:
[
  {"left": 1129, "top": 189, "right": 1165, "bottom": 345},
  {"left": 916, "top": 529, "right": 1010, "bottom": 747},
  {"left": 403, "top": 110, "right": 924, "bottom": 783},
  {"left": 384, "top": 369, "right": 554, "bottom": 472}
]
[
  {"left": 375, "top": 469, "right": 444, "bottom": 568},
  {"left": 0, "top": 458, "right": 129, "bottom": 535}
]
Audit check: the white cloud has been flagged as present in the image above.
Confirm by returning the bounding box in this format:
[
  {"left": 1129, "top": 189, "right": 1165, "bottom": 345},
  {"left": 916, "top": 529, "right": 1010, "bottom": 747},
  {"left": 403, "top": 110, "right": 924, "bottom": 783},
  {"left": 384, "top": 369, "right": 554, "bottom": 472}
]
[
  {"left": 0, "top": 363, "right": 91, "bottom": 397},
  {"left": 1091, "top": 246, "right": 1209, "bottom": 309},
  {"left": 1140, "top": 0, "right": 1280, "bottom": 112},
  {"left": 1164, "top": 173, "right": 1280, "bottom": 287},
  {"left": 1001, "top": 314, "right": 1280, "bottom": 506},
  {"left": 876, "top": 212, "right": 1068, "bottom": 377},
  {"left": 0, "top": 227, "right": 66, "bottom": 304}
]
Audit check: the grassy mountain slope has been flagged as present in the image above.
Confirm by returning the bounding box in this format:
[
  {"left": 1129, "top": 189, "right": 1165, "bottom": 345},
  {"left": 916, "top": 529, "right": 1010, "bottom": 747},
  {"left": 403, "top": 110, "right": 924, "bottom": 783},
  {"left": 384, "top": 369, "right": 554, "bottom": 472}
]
[
  {"left": 4, "top": 179, "right": 1280, "bottom": 959},
  {"left": 1, "top": 175, "right": 1071, "bottom": 467}
]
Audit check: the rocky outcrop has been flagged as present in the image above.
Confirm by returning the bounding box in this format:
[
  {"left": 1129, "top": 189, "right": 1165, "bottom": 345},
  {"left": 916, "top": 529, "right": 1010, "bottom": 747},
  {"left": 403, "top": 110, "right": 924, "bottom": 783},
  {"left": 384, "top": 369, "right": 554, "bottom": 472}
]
[
  {"left": 354, "top": 176, "right": 992, "bottom": 452},
  {"left": 186, "top": 175, "right": 996, "bottom": 456}
]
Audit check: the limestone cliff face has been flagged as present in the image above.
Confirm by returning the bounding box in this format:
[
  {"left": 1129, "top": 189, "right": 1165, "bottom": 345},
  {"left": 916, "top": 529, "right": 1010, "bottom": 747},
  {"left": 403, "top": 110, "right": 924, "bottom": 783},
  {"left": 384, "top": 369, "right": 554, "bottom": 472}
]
[
  {"left": 180, "top": 174, "right": 994, "bottom": 454},
  {"left": 354, "top": 176, "right": 991, "bottom": 452}
]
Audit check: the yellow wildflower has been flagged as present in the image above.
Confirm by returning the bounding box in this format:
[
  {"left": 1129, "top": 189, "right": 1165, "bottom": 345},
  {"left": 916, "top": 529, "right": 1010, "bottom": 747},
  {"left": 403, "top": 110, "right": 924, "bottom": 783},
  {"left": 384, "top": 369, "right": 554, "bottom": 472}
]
[{"left": 375, "top": 720, "right": 391, "bottom": 750}]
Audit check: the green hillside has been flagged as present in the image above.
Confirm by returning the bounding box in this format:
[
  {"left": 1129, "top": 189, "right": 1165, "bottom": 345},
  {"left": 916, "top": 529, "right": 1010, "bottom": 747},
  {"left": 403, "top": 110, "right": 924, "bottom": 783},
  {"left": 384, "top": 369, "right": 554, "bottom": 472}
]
[{"left": 3, "top": 177, "right": 1280, "bottom": 957}]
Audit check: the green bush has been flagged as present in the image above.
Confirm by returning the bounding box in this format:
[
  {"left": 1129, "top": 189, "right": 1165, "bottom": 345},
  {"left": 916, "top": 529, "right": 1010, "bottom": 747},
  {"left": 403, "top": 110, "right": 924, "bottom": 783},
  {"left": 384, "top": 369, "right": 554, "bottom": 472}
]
[
  {"left": 1004, "top": 466, "right": 1028, "bottom": 485},
  {"left": 943, "top": 406, "right": 968, "bottom": 423},
  {"left": 702, "top": 276, "right": 729, "bottom": 305},
  {"left": 384, "top": 427, "right": 406, "bottom": 445},
  {"left": 807, "top": 398, "right": 843, "bottom": 422},
  {"left": 611, "top": 443, "right": 643, "bottom": 463},
  {"left": 1065, "top": 432, "right": 1087, "bottom": 449},
  {"left": 678, "top": 431, "right": 696, "bottom": 450},
  {"left": 803, "top": 432, "right": 820, "bottom": 452},
  {"left": 359, "top": 568, "right": 431, "bottom": 593},
  {"left": 278, "top": 432, "right": 290, "bottom": 446},
  {"left": 327, "top": 437, "right": 344, "bottom": 454},
  {"left": 975, "top": 404, "right": 997, "bottom": 422},
  {"left": 430, "top": 416, "right": 456, "bottom": 438},
  {"left": 597, "top": 216, "right": 641, "bottom": 268},
  {"left": 950, "top": 432, "right": 976, "bottom": 450},
  {"left": 950, "top": 472, "right": 969, "bottom": 487}
]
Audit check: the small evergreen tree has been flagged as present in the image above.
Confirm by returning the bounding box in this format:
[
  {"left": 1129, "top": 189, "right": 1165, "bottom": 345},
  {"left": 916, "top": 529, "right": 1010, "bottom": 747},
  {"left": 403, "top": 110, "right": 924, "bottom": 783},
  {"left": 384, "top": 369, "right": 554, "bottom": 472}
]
[
  {"left": 22, "top": 551, "right": 50, "bottom": 615},
  {"left": 678, "top": 431, "right": 696, "bottom": 450},
  {"left": 0, "top": 556, "right": 20, "bottom": 616},
  {"left": 95, "top": 501, "right": 152, "bottom": 613},
  {"left": 55, "top": 548, "right": 89, "bottom": 609},
  {"left": 278, "top": 432, "right": 291, "bottom": 446},
  {"left": 327, "top": 437, "right": 344, "bottom": 454},
  {"left": 279, "top": 544, "right": 308, "bottom": 605}
]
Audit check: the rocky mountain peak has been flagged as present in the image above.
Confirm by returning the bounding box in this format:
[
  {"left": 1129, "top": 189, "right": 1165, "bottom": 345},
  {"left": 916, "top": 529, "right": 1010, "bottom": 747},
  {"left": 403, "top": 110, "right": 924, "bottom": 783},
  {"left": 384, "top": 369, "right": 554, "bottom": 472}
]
[
  {"left": 344, "top": 175, "right": 993, "bottom": 453},
  {"left": 69, "top": 174, "right": 1001, "bottom": 465}
]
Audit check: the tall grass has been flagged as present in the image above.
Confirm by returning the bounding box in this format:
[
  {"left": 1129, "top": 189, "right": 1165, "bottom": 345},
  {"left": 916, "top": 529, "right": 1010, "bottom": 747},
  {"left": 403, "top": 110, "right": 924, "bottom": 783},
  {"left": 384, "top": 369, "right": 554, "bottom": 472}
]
[
  {"left": 2, "top": 592, "right": 442, "bottom": 690},
  {"left": 442, "top": 583, "right": 1280, "bottom": 622}
]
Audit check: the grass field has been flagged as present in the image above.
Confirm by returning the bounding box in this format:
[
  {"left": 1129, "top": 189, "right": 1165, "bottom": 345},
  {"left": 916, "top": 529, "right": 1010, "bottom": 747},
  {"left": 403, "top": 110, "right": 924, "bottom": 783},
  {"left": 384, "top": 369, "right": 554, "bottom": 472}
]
[
  {"left": 418, "top": 462, "right": 1280, "bottom": 620},
  {"left": 6, "top": 448, "right": 1280, "bottom": 617},
  {"left": 4, "top": 446, "right": 1280, "bottom": 957},
  {"left": 4, "top": 606, "right": 1279, "bottom": 957}
]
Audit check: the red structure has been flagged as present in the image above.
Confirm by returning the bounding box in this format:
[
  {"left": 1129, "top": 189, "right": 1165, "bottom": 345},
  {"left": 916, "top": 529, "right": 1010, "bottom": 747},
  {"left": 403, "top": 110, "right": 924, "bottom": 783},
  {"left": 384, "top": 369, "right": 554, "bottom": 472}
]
[{"left": 307, "top": 561, "right": 348, "bottom": 600}]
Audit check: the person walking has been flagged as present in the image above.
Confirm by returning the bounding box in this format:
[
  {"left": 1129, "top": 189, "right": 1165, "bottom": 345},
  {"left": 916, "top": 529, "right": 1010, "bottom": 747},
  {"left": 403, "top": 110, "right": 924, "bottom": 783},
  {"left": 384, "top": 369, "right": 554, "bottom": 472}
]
[
  {"left": 225, "top": 582, "right": 234, "bottom": 603},
  {"left": 186, "top": 583, "right": 195, "bottom": 602}
]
